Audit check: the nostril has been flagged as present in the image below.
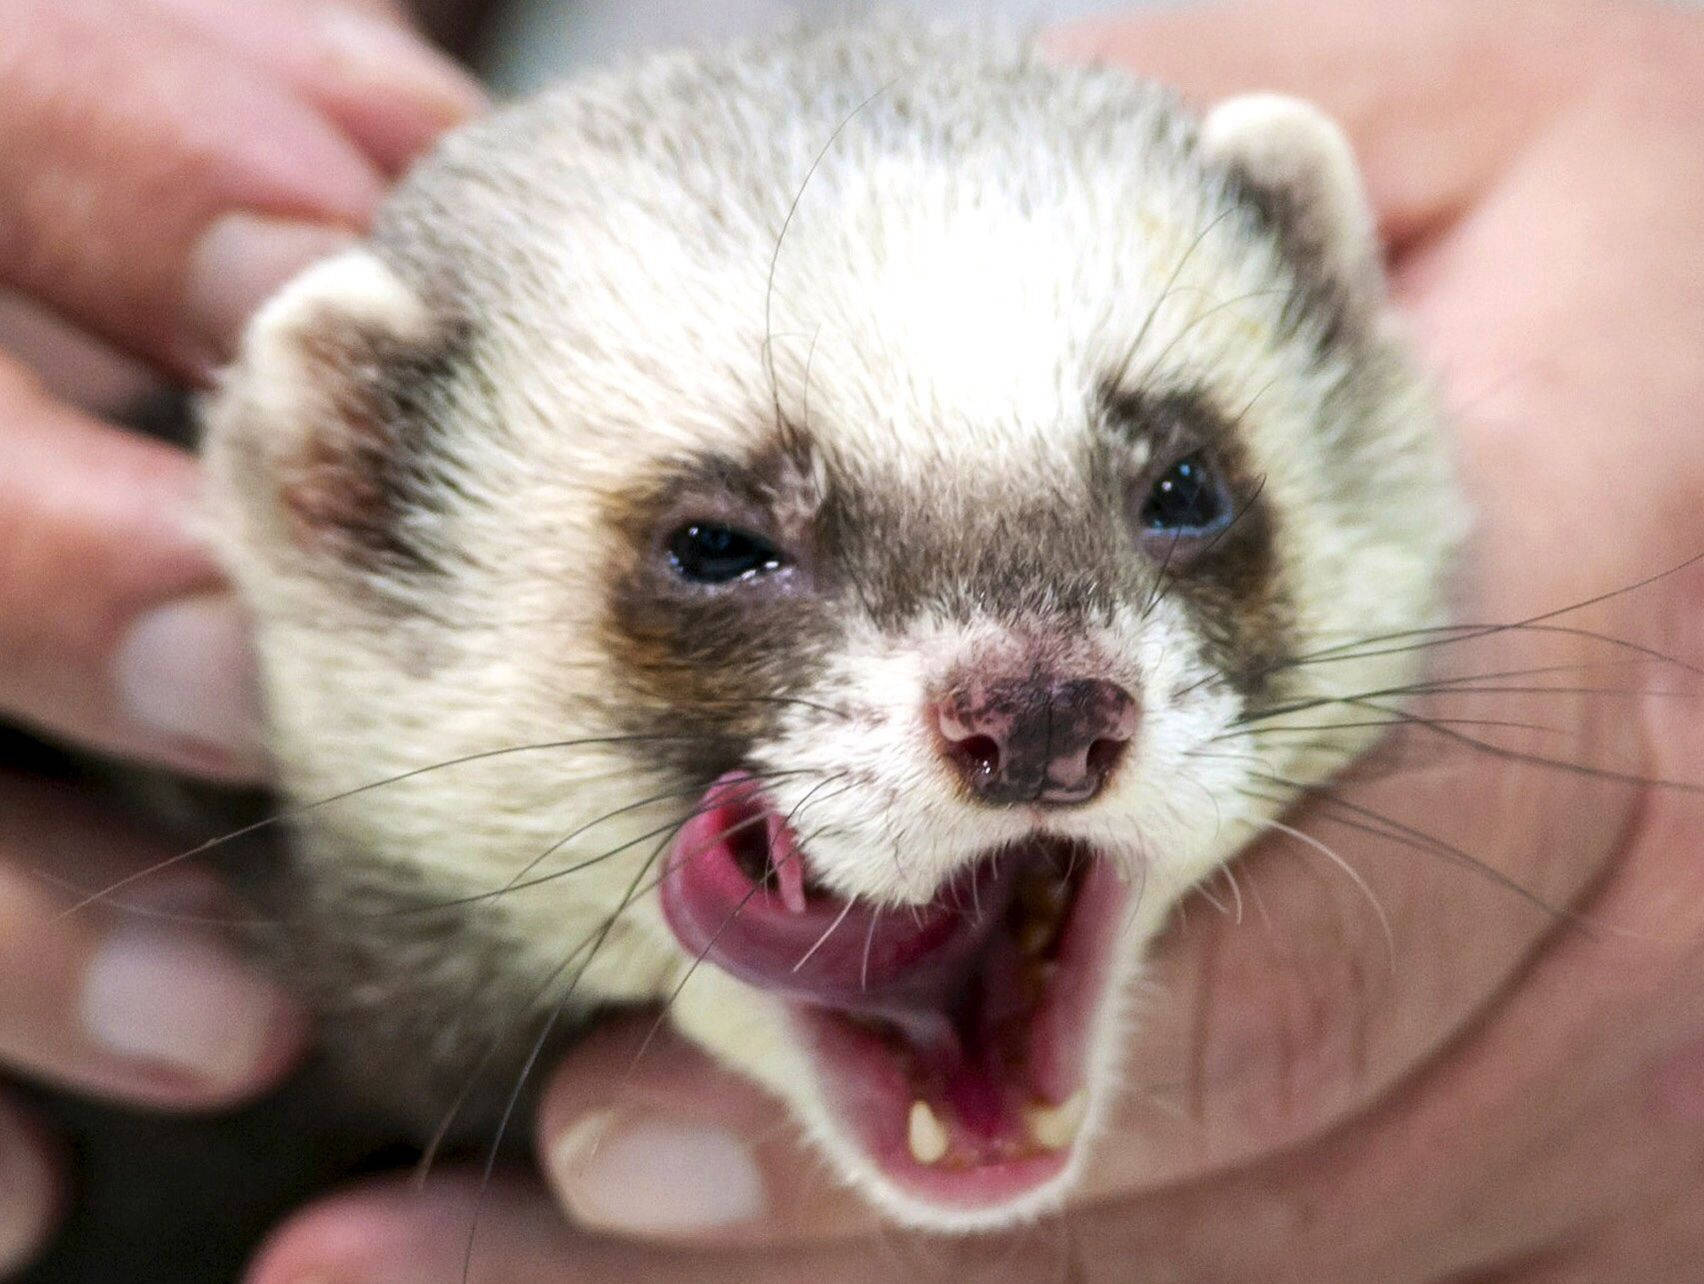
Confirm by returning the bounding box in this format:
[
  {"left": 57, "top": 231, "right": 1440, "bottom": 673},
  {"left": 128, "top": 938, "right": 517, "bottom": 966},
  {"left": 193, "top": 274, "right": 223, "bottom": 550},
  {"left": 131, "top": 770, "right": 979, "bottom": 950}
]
[
  {"left": 947, "top": 733, "right": 1002, "bottom": 781},
  {"left": 1085, "top": 736, "right": 1126, "bottom": 781},
  {"left": 935, "top": 676, "right": 1136, "bottom": 806}
]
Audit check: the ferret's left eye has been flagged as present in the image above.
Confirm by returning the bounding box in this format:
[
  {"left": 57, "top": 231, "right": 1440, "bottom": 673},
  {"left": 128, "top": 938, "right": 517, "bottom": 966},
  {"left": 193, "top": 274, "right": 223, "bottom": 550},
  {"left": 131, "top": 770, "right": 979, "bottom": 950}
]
[
  {"left": 1139, "top": 455, "right": 1232, "bottom": 536},
  {"left": 666, "top": 523, "right": 785, "bottom": 584}
]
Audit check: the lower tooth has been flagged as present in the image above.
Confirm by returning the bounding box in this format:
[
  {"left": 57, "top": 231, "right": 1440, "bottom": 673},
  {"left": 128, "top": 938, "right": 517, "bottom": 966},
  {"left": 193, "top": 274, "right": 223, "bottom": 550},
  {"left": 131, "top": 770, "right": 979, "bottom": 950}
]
[
  {"left": 908, "top": 1099, "right": 950, "bottom": 1165},
  {"left": 1024, "top": 1090, "right": 1087, "bottom": 1151}
]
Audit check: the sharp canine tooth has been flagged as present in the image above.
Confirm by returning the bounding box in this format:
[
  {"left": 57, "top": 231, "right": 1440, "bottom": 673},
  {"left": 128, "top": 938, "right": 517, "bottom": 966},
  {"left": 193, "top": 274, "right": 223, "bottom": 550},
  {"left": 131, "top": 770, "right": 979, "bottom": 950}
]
[
  {"left": 1025, "top": 1091, "right": 1087, "bottom": 1151},
  {"left": 908, "top": 1099, "right": 950, "bottom": 1165}
]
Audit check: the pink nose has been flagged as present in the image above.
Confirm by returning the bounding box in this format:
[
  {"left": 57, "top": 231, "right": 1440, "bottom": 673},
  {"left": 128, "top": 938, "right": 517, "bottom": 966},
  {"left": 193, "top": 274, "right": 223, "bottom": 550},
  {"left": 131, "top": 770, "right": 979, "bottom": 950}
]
[{"left": 935, "top": 677, "right": 1138, "bottom": 806}]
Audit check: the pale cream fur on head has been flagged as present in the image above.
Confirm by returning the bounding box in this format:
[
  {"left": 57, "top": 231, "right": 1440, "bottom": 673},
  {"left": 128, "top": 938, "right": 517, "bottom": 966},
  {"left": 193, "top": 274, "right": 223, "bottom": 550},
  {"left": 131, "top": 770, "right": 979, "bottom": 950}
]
[{"left": 201, "top": 23, "right": 1463, "bottom": 1231}]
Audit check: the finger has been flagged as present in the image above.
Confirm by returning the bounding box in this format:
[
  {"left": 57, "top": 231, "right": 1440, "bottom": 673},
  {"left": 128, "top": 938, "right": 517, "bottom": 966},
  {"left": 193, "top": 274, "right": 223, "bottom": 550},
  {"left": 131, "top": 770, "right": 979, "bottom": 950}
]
[
  {"left": 245, "top": 1173, "right": 1051, "bottom": 1284},
  {"left": 0, "top": 770, "right": 307, "bottom": 1109},
  {"left": 1044, "top": 0, "right": 1649, "bottom": 247},
  {"left": 249, "top": 982, "right": 1704, "bottom": 1284},
  {"left": 256, "top": 830, "right": 1704, "bottom": 1281},
  {"left": 538, "top": 628, "right": 1663, "bottom": 1240},
  {"left": 534, "top": 1016, "right": 878, "bottom": 1244},
  {"left": 0, "top": 1094, "right": 60, "bottom": 1279},
  {"left": 527, "top": 678, "right": 1639, "bottom": 1249},
  {"left": 532, "top": 10, "right": 1704, "bottom": 1257},
  {"left": 148, "top": 0, "right": 487, "bottom": 176},
  {"left": 0, "top": 357, "right": 263, "bottom": 777},
  {"left": 0, "top": 0, "right": 385, "bottom": 378},
  {"left": 0, "top": 293, "right": 158, "bottom": 418},
  {"left": 1092, "top": 19, "right": 1704, "bottom": 1220}
]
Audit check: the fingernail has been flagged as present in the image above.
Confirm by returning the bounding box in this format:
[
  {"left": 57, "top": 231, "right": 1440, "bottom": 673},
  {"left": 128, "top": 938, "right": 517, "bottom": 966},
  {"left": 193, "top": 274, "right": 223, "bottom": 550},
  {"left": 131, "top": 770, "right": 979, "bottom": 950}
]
[
  {"left": 313, "top": 6, "right": 488, "bottom": 122},
  {"left": 0, "top": 1104, "right": 55, "bottom": 1276},
  {"left": 549, "top": 1111, "right": 767, "bottom": 1235},
  {"left": 113, "top": 592, "right": 269, "bottom": 780},
  {"left": 80, "top": 924, "right": 287, "bottom": 1090},
  {"left": 185, "top": 213, "right": 355, "bottom": 369}
]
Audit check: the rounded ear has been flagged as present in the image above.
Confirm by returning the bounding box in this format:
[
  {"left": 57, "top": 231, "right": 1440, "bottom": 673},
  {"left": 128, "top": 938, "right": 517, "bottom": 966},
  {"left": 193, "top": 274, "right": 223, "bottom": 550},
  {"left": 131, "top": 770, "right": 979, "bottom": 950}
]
[
  {"left": 1202, "top": 93, "right": 1382, "bottom": 313},
  {"left": 201, "top": 247, "right": 460, "bottom": 582}
]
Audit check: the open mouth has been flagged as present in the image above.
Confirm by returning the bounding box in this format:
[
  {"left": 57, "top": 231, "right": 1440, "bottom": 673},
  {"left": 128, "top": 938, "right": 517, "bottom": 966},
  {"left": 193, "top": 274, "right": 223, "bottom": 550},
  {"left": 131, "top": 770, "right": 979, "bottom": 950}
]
[{"left": 660, "top": 772, "right": 1131, "bottom": 1212}]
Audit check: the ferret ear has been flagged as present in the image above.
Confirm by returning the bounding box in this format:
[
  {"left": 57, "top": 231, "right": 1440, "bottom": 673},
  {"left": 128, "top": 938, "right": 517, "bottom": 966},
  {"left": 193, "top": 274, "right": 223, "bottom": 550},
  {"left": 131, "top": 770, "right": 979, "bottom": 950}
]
[
  {"left": 1201, "top": 94, "right": 1381, "bottom": 309},
  {"left": 202, "top": 247, "right": 455, "bottom": 579}
]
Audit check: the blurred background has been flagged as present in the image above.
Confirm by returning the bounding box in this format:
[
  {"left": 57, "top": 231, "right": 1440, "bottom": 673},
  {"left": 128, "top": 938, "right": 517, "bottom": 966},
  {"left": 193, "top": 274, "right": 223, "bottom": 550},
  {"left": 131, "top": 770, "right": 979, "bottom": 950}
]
[{"left": 440, "top": 0, "right": 1152, "bottom": 91}]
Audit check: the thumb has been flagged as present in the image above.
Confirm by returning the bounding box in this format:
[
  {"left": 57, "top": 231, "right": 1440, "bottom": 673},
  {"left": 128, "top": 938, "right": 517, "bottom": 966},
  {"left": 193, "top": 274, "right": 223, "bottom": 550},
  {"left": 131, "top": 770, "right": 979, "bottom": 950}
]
[{"left": 535, "top": 1014, "right": 878, "bottom": 1244}]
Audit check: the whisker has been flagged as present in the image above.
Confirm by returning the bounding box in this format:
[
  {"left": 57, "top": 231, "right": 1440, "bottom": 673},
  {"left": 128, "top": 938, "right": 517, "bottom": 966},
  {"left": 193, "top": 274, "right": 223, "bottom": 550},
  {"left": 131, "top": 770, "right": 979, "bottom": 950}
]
[
  {"left": 793, "top": 897, "right": 858, "bottom": 973},
  {"left": 416, "top": 800, "right": 724, "bottom": 1182},
  {"left": 1276, "top": 621, "right": 1704, "bottom": 680},
  {"left": 408, "top": 782, "right": 829, "bottom": 915},
  {"left": 39, "top": 770, "right": 825, "bottom": 934},
  {"left": 460, "top": 825, "right": 670, "bottom": 1284},
  {"left": 1247, "top": 777, "right": 1580, "bottom": 926},
  {"left": 1358, "top": 684, "right": 1691, "bottom": 699},
  {"left": 763, "top": 83, "right": 893, "bottom": 433},
  {"left": 1108, "top": 206, "right": 1238, "bottom": 392},
  {"left": 1240, "top": 812, "right": 1395, "bottom": 967},
  {"left": 1339, "top": 696, "right": 1704, "bottom": 797},
  {"left": 1231, "top": 662, "right": 1690, "bottom": 730},
  {"left": 1133, "top": 287, "right": 1290, "bottom": 394},
  {"left": 52, "top": 734, "right": 715, "bottom": 920},
  {"left": 1224, "top": 714, "right": 1563, "bottom": 739},
  {"left": 861, "top": 908, "right": 881, "bottom": 993},
  {"left": 627, "top": 775, "right": 858, "bottom": 1069},
  {"left": 421, "top": 771, "right": 837, "bottom": 1180},
  {"left": 413, "top": 887, "right": 623, "bottom": 1187},
  {"left": 800, "top": 323, "right": 824, "bottom": 436},
  {"left": 486, "top": 767, "right": 818, "bottom": 905},
  {"left": 1219, "top": 863, "right": 1245, "bottom": 926},
  {"left": 1186, "top": 744, "right": 1360, "bottom": 772},
  {"left": 1285, "top": 549, "right": 1704, "bottom": 668},
  {"left": 418, "top": 777, "right": 840, "bottom": 1154},
  {"left": 1140, "top": 526, "right": 1184, "bottom": 622},
  {"left": 1193, "top": 879, "right": 1232, "bottom": 918},
  {"left": 1141, "top": 389, "right": 1274, "bottom": 626}
]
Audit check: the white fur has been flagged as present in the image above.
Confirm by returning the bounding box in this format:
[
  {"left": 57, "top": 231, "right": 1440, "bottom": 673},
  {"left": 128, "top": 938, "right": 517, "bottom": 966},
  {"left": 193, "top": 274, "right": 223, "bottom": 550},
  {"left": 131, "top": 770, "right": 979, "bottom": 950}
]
[
  {"left": 200, "top": 25, "right": 1464, "bottom": 1233},
  {"left": 1203, "top": 93, "right": 1379, "bottom": 296}
]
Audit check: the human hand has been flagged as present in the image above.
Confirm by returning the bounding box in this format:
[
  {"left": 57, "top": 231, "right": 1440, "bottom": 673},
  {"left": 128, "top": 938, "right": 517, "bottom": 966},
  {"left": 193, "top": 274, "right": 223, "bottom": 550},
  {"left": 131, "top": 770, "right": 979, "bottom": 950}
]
[
  {"left": 247, "top": 2, "right": 1704, "bottom": 1279},
  {"left": 0, "top": 1, "right": 483, "bottom": 1272}
]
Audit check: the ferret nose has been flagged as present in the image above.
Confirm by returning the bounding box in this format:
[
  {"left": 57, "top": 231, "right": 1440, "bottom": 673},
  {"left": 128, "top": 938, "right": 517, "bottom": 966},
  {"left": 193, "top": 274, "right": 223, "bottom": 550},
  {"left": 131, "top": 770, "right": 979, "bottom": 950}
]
[{"left": 935, "top": 677, "right": 1138, "bottom": 807}]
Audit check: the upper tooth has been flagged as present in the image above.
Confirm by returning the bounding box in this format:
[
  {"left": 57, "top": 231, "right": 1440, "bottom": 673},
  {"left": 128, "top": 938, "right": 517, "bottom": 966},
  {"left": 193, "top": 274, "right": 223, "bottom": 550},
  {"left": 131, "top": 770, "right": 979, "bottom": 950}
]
[
  {"left": 1024, "top": 1091, "right": 1087, "bottom": 1151},
  {"left": 908, "top": 1099, "right": 950, "bottom": 1165}
]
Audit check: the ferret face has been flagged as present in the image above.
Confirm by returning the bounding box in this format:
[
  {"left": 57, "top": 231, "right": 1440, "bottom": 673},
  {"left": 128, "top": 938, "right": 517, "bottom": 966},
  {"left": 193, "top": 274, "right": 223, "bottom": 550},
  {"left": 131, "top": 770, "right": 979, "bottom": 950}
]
[{"left": 202, "top": 30, "right": 1462, "bottom": 1231}]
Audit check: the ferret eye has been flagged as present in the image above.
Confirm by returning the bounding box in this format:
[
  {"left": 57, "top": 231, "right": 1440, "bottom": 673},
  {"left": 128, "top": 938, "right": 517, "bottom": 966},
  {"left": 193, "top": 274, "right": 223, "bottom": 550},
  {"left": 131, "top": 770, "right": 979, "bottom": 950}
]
[
  {"left": 666, "top": 523, "right": 785, "bottom": 584},
  {"left": 1139, "top": 455, "right": 1232, "bottom": 536}
]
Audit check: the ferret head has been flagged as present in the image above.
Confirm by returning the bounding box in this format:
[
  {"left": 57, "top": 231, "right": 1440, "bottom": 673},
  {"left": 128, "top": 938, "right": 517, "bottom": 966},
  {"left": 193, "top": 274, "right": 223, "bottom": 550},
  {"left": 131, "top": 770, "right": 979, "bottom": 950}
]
[{"left": 201, "top": 30, "right": 1461, "bottom": 1231}]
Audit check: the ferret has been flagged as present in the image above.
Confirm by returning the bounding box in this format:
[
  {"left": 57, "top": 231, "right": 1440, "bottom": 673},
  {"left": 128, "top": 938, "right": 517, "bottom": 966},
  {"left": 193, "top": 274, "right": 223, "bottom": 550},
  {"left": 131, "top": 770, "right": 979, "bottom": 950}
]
[{"left": 199, "top": 22, "right": 1462, "bottom": 1232}]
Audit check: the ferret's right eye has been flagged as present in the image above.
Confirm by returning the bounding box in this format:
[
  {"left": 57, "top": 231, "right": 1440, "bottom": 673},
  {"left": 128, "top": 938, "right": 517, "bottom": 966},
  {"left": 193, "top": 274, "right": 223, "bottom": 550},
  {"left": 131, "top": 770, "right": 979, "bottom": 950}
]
[{"left": 666, "top": 523, "right": 785, "bottom": 584}]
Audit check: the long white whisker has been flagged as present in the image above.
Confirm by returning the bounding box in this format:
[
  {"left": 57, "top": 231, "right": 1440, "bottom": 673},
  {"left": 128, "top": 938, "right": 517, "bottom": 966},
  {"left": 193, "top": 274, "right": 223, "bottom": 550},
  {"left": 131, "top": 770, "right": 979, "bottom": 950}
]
[
  {"left": 1240, "top": 814, "right": 1395, "bottom": 967},
  {"left": 793, "top": 898, "right": 858, "bottom": 973}
]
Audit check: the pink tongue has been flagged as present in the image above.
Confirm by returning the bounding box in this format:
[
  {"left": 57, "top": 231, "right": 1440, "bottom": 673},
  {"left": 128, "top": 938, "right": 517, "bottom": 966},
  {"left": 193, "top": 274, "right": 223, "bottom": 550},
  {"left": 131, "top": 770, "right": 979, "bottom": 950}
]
[{"left": 660, "top": 774, "right": 1022, "bottom": 1038}]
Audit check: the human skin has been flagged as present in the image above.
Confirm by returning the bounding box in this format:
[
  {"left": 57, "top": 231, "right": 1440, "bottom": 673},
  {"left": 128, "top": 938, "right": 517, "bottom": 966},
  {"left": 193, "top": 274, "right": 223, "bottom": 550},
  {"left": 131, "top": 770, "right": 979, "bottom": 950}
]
[
  {"left": 245, "top": 1, "right": 1704, "bottom": 1280},
  {"left": 0, "top": 1, "right": 484, "bottom": 1273}
]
